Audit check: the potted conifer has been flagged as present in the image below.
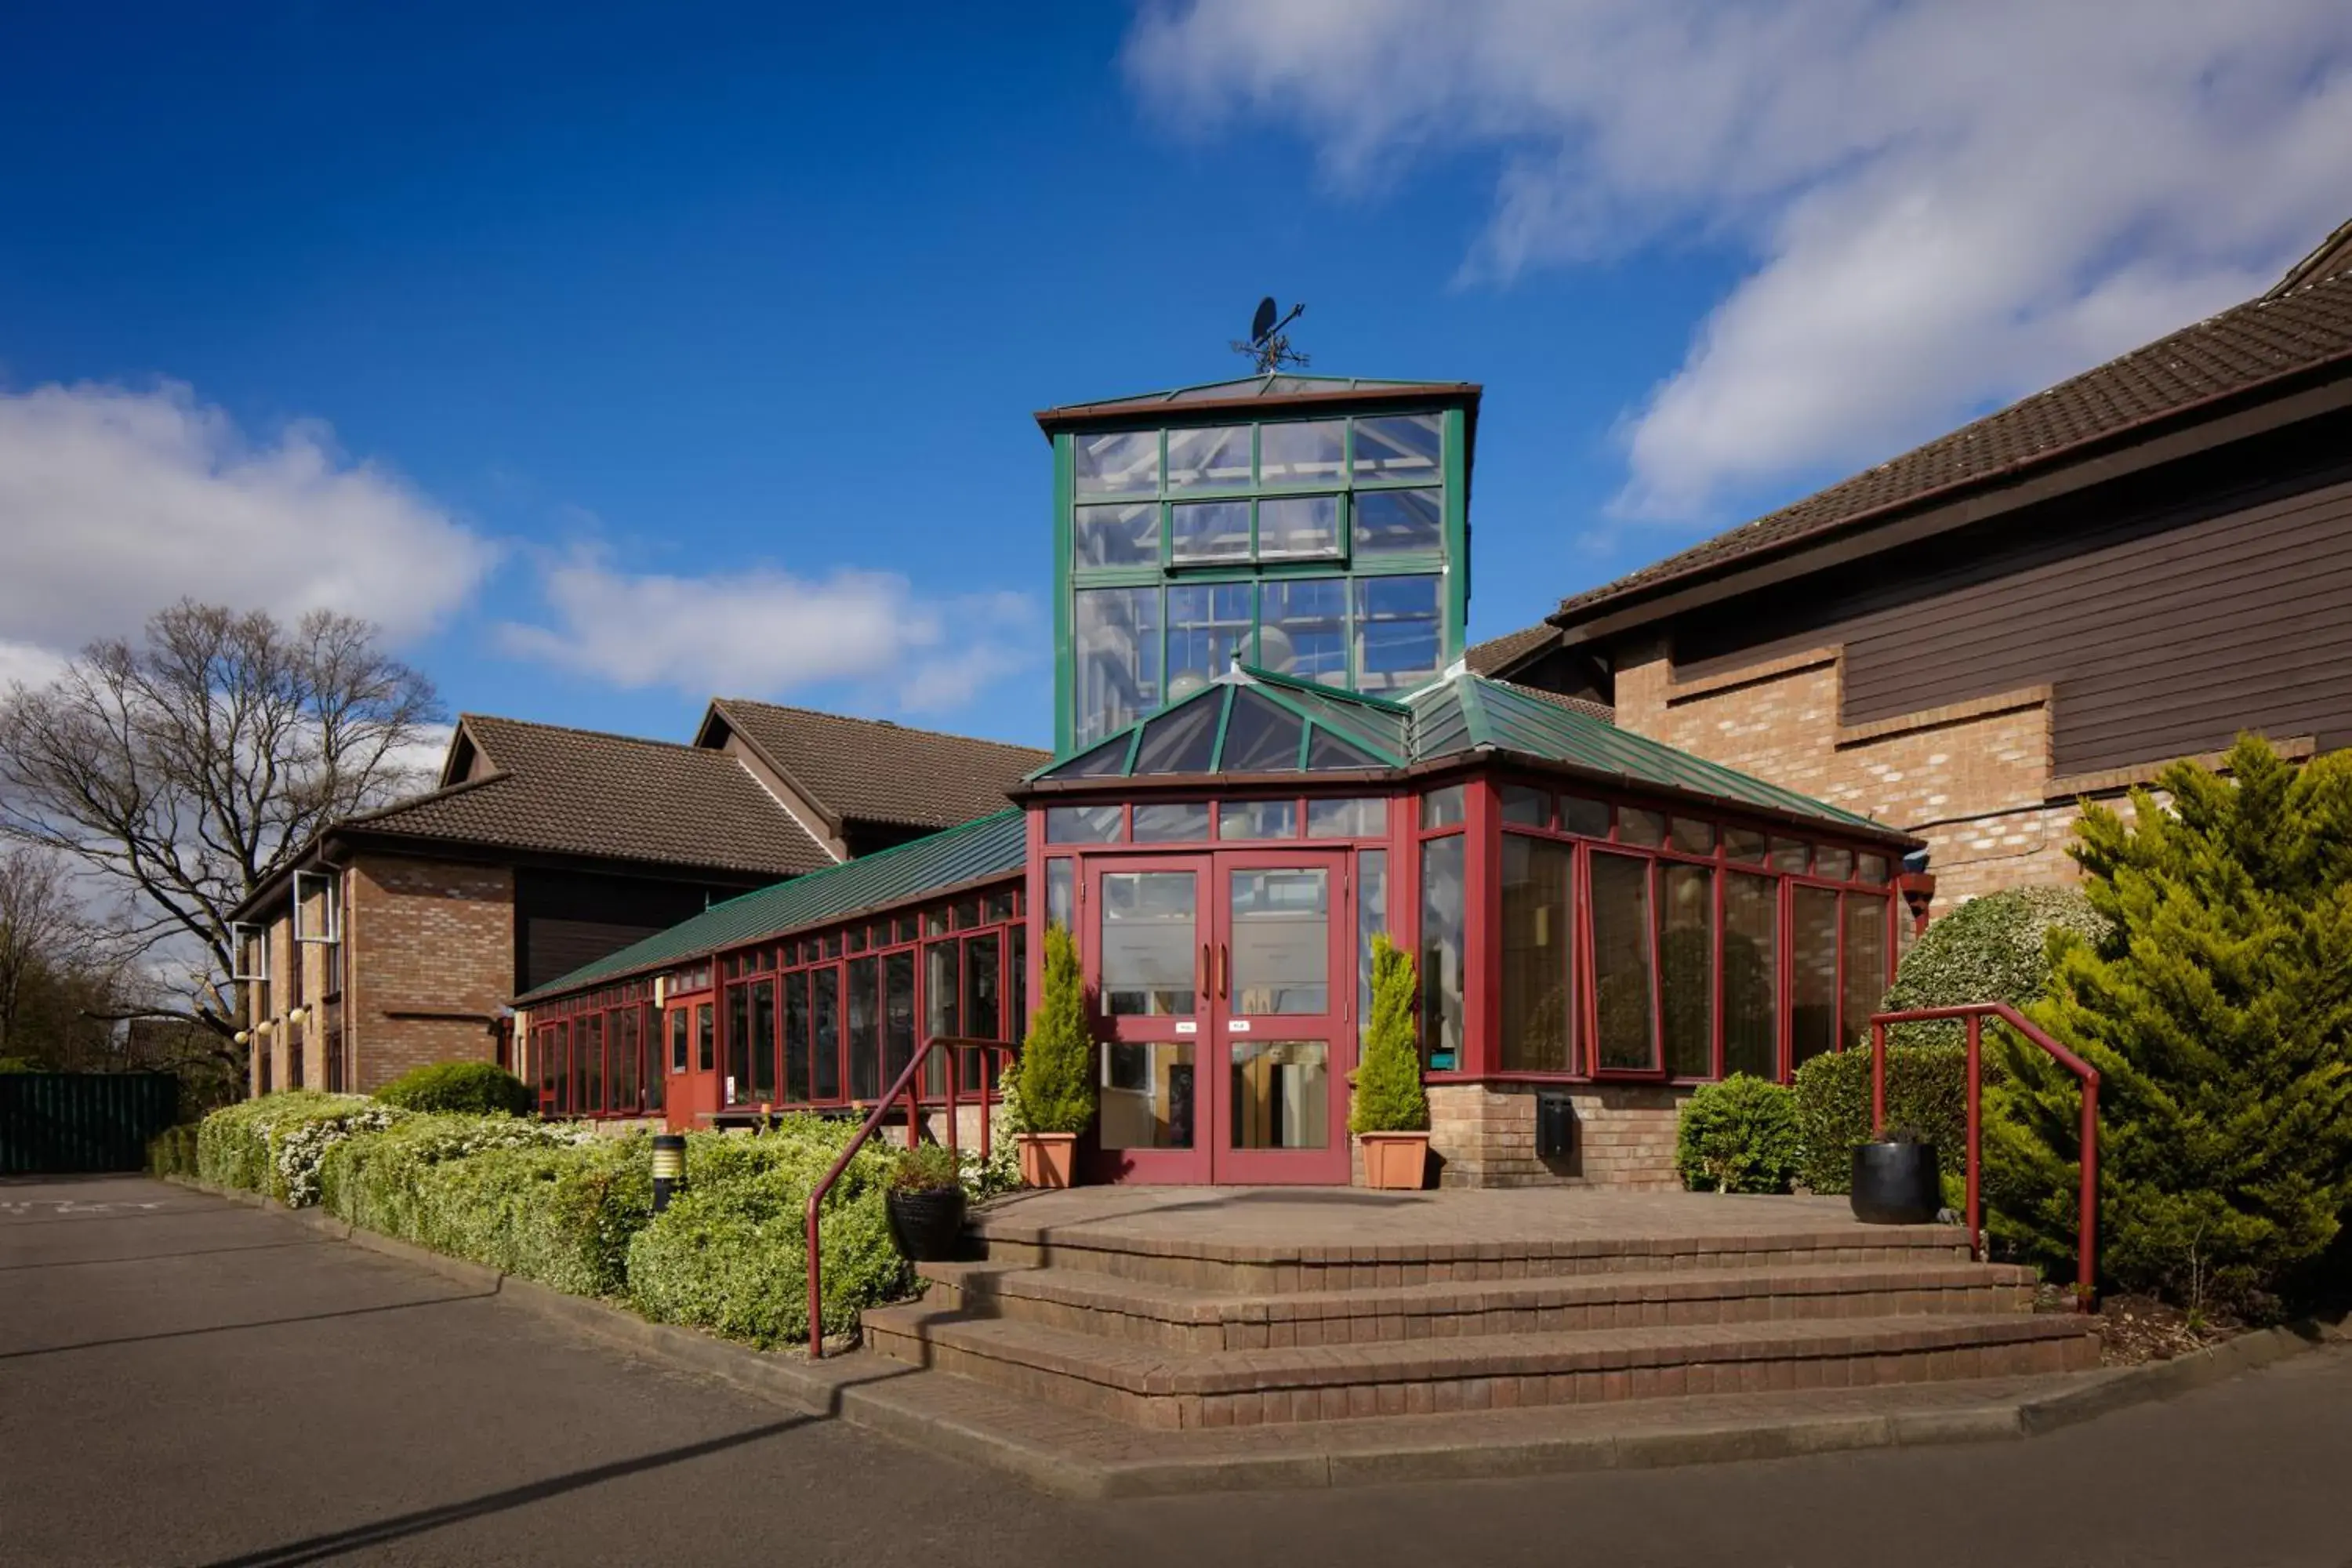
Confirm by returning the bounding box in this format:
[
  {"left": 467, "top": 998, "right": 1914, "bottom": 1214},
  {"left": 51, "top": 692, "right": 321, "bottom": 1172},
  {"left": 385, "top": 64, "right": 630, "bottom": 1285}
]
[
  {"left": 1351, "top": 934, "right": 1431, "bottom": 1190},
  {"left": 1014, "top": 921, "right": 1095, "bottom": 1188}
]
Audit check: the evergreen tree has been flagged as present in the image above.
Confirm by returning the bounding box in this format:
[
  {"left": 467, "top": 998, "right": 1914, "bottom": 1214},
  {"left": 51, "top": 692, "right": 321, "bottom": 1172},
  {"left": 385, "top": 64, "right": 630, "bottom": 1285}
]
[
  {"left": 1350, "top": 934, "right": 1429, "bottom": 1134},
  {"left": 1987, "top": 735, "right": 2352, "bottom": 1308},
  {"left": 1015, "top": 922, "right": 1097, "bottom": 1135}
]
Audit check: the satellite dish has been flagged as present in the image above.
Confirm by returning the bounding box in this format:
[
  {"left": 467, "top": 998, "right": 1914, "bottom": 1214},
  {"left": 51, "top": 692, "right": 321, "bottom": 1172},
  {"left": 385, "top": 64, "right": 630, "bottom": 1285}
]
[{"left": 1250, "top": 296, "right": 1279, "bottom": 346}]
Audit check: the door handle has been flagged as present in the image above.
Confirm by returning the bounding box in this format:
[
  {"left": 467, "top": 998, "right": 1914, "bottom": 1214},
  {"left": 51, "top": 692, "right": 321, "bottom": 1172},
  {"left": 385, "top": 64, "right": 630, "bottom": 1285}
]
[
  {"left": 1217, "top": 944, "right": 1229, "bottom": 1001},
  {"left": 1199, "top": 943, "right": 1210, "bottom": 1008}
]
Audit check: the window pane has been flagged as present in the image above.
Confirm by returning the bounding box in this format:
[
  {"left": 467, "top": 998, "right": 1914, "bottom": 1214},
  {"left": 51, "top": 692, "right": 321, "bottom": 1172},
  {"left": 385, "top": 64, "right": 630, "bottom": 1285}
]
[
  {"left": 1232, "top": 1041, "right": 1329, "bottom": 1150},
  {"left": 1659, "top": 865, "right": 1714, "bottom": 1079},
  {"left": 613, "top": 1008, "right": 640, "bottom": 1114},
  {"left": 1419, "top": 833, "right": 1465, "bottom": 1069},
  {"left": 1858, "top": 851, "right": 1892, "bottom": 885},
  {"left": 1420, "top": 785, "right": 1465, "bottom": 828},
  {"left": 1258, "top": 495, "right": 1340, "bottom": 558},
  {"left": 1229, "top": 869, "right": 1329, "bottom": 1015},
  {"left": 644, "top": 1007, "right": 662, "bottom": 1112},
  {"left": 1842, "top": 894, "right": 1889, "bottom": 1054},
  {"left": 753, "top": 979, "right": 779, "bottom": 1103},
  {"left": 883, "top": 953, "right": 915, "bottom": 1096},
  {"left": 670, "top": 1007, "right": 688, "bottom": 1073},
  {"left": 1358, "top": 848, "right": 1387, "bottom": 1044},
  {"left": 696, "top": 1002, "right": 714, "bottom": 1073},
  {"left": 554, "top": 1020, "right": 570, "bottom": 1115},
  {"left": 1170, "top": 500, "right": 1251, "bottom": 564},
  {"left": 1669, "top": 818, "right": 1715, "bottom": 855},
  {"left": 1592, "top": 855, "right": 1658, "bottom": 1071},
  {"left": 953, "top": 898, "right": 981, "bottom": 929},
  {"left": 1619, "top": 808, "right": 1665, "bottom": 848},
  {"left": 1074, "top": 502, "right": 1157, "bottom": 568},
  {"left": 1305, "top": 728, "right": 1379, "bottom": 769},
  {"left": 1218, "top": 692, "right": 1305, "bottom": 773},
  {"left": 1165, "top": 424, "right": 1251, "bottom": 489},
  {"left": 1352, "top": 413, "right": 1441, "bottom": 481},
  {"left": 1258, "top": 578, "right": 1348, "bottom": 684},
  {"left": 783, "top": 971, "right": 811, "bottom": 1103},
  {"left": 1074, "top": 429, "right": 1157, "bottom": 496},
  {"left": 1046, "top": 804, "right": 1123, "bottom": 844},
  {"left": 1352, "top": 575, "right": 1441, "bottom": 694},
  {"left": 1259, "top": 419, "right": 1344, "bottom": 485},
  {"left": 847, "top": 957, "right": 880, "bottom": 1100},
  {"left": 1501, "top": 835, "right": 1573, "bottom": 1073},
  {"left": 1218, "top": 799, "right": 1298, "bottom": 839},
  {"left": 1005, "top": 927, "right": 1025, "bottom": 1090},
  {"left": 1725, "top": 827, "right": 1768, "bottom": 864},
  {"left": 924, "top": 908, "right": 949, "bottom": 937},
  {"left": 583, "top": 1013, "right": 605, "bottom": 1113},
  {"left": 1308, "top": 796, "right": 1386, "bottom": 837},
  {"left": 1353, "top": 488, "right": 1444, "bottom": 558},
  {"left": 1791, "top": 887, "right": 1839, "bottom": 1070},
  {"left": 1100, "top": 1042, "right": 1196, "bottom": 1149},
  {"left": 811, "top": 970, "right": 840, "bottom": 1100},
  {"left": 1561, "top": 796, "right": 1610, "bottom": 837},
  {"left": 1500, "top": 784, "right": 1549, "bottom": 826},
  {"left": 1815, "top": 845, "right": 1854, "bottom": 882},
  {"left": 1167, "top": 582, "right": 1253, "bottom": 693},
  {"left": 1073, "top": 586, "right": 1160, "bottom": 748},
  {"left": 1771, "top": 837, "right": 1810, "bottom": 874},
  {"left": 1723, "top": 873, "right": 1780, "bottom": 1080},
  {"left": 1045, "top": 859, "right": 1075, "bottom": 931},
  {"left": 1133, "top": 800, "right": 1210, "bottom": 840},
  {"left": 988, "top": 890, "right": 1018, "bottom": 922},
  {"left": 924, "top": 940, "right": 959, "bottom": 1098},
  {"left": 1132, "top": 699, "right": 1220, "bottom": 775},
  {"left": 961, "top": 933, "right": 1002, "bottom": 1091},
  {"left": 1100, "top": 871, "right": 1196, "bottom": 1016},
  {"left": 725, "top": 987, "right": 750, "bottom": 1105}
]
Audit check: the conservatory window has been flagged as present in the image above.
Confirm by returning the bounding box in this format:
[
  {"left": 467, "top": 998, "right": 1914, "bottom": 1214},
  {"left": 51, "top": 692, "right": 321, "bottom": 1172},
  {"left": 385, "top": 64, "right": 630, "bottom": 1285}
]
[
  {"left": 1074, "top": 503, "right": 1159, "bottom": 568},
  {"left": 1353, "top": 488, "right": 1443, "bottom": 558},
  {"left": 1352, "top": 413, "right": 1441, "bottom": 481},
  {"left": 1075, "top": 429, "right": 1159, "bottom": 495},
  {"left": 1352, "top": 575, "right": 1441, "bottom": 693}
]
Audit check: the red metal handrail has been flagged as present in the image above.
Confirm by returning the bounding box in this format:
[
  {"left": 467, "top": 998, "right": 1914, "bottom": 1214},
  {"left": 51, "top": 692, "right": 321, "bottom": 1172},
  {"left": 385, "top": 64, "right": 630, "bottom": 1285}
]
[
  {"left": 803, "top": 1033, "right": 1021, "bottom": 1360},
  {"left": 1865, "top": 1004, "right": 2100, "bottom": 1306}
]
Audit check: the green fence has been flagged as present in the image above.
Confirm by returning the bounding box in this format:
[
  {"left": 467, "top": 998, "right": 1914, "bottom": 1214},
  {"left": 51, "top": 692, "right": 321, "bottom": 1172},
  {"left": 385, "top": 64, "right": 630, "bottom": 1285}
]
[{"left": 0, "top": 1073, "right": 182, "bottom": 1174}]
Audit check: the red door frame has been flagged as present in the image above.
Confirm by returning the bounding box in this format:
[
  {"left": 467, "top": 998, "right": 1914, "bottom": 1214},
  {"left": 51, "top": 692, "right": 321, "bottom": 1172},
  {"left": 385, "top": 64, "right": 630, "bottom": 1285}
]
[
  {"left": 662, "top": 994, "right": 717, "bottom": 1133},
  {"left": 1085, "top": 855, "right": 1210, "bottom": 1184}
]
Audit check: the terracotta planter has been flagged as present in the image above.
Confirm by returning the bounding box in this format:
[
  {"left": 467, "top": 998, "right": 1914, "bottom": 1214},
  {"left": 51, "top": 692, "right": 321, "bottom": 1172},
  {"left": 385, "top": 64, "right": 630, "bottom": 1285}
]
[
  {"left": 1017, "top": 1132, "right": 1078, "bottom": 1189},
  {"left": 1358, "top": 1131, "right": 1429, "bottom": 1191}
]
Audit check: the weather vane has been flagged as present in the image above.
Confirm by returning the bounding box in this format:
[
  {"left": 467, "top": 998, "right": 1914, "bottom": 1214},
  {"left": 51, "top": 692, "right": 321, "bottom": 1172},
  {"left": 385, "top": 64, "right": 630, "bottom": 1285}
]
[{"left": 1231, "top": 296, "right": 1308, "bottom": 373}]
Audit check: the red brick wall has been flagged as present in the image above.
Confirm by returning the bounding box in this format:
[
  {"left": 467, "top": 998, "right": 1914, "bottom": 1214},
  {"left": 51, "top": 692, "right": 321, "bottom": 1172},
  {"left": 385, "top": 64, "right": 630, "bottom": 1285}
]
[
  {"left": 1425, "top": 1082, "right": 1684, "bottom": 1189},
  {"left": 343, "top": 854, "right": 514, "bottom": 1094}
]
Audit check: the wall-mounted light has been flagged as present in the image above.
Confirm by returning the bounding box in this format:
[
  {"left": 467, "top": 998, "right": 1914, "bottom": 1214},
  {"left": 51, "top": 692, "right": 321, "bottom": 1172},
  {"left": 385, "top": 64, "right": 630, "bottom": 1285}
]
[
  {"left": 234, "top": 1030, "right": 251, "bottom": 1046},
  {"left": 287, "top": 1006, "right": 309, "bottom": 1025}
]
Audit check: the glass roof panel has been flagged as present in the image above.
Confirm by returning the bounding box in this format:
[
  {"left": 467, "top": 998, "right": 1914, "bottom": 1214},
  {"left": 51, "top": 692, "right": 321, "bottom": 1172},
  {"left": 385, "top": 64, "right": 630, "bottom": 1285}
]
[
  {"left": 1131, "top": 691, "right": 1224, "bottom": 775},
  {"left": 1305, "top": 727, "right": 1381, "bottom": 771},
  {"left": 1217, "top": 691, "right": 1304, "bottom": 773},
  {"left": 1044, "top": 735, "right": 1134, "bottom": 780}
]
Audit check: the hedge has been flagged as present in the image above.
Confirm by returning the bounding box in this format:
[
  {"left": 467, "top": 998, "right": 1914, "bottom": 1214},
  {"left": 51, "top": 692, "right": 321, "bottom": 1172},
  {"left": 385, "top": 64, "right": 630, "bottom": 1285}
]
[
  {"left": 1792, "top": 1044, "right": 1969, "bottom": 1198},
  {"left": 627, "top": 1116, "right": 909, "bottom": 1347},
  {"left": 195, "top": 1092, "right": 408, "bottom": 1205},
  {"left": 1675, "top": 1074, "right": 1802, "bottom": 1193},
  {"left": 1883, "top": 886, "right": 2107, "bottom": 1048},
  {"left": 147, "top": 1123, "right": 199, "bottom": 1178},
  {"left": 375, "top": 1062, "right": 535, "bottom": 1116}
]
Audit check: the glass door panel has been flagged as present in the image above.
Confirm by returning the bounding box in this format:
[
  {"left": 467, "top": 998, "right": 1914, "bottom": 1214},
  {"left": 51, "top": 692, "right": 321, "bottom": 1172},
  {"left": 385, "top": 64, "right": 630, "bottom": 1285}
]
[
  {"left": 1211, "top": 851, "right": 1351, "bottom": 1183},
  {"left": 1090, "top": 862, "right": 1206, "bottom": 1181}
]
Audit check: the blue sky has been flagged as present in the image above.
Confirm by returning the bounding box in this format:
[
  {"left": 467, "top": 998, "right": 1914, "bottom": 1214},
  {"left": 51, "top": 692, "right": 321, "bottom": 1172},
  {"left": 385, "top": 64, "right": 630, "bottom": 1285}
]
[{"left": 4, "top": 2, "right": 2347, "bottom": 755}]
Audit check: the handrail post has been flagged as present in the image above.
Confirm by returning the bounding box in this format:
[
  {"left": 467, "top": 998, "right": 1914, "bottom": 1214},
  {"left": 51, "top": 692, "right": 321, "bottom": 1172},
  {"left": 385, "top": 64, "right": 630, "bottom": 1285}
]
[
  {"left": 1869, "top": 1021, "right": 1888, "bottom": 1134},
  {"left": 978, "top": 1049, "right": 993, "bottom": 1162},
  {"left": 2079, "top": 1076, "right": 2100, "bottom": 1308},
  {"left": 945, "top": 1059, "right": 959, "bottom": 1159},
  {"left": 1964, "top": 1013, "right": 1983, "bottom": 1261}
]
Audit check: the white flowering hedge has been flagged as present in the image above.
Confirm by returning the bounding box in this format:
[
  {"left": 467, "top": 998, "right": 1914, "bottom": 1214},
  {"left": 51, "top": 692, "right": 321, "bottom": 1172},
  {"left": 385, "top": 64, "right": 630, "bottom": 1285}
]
[{"left": 195, "top": 1092, "right": 409, "bottom": 1206}]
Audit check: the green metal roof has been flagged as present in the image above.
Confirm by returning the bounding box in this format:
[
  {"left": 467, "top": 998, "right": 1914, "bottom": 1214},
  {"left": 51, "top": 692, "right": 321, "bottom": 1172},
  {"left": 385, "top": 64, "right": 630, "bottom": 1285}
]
[
  {"left": 516, "top": 809, "right": 1026, "bottom": 1006},
  {"left": 1033, "top": 666, "right": 1893, "bottom": 837}
]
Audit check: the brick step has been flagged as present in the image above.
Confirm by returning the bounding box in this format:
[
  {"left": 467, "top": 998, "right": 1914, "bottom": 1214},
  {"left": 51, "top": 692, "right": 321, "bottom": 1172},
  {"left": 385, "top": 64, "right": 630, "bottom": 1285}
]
[
  {"left": 916, "top": 1259, "right": 2038, "bottom": 1354},
  {"left": 862, "top": 1305, "right": 2100, "bottom": 1431},
  {"left": 970, "top": 1216, "right": 1970, "bottom": 1293}
]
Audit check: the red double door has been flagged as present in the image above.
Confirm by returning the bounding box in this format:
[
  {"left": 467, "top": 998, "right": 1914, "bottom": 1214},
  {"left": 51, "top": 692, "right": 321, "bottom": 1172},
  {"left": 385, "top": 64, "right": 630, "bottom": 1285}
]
[{"left": 1086, "top": 848, "right": 1355, "bottom": 1185}]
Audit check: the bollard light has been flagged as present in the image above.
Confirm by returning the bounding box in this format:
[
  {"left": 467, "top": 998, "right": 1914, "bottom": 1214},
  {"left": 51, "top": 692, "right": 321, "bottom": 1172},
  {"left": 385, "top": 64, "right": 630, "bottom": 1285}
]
[{"left": 651, "top": 1134, "right": 686, "bottom": 1213}]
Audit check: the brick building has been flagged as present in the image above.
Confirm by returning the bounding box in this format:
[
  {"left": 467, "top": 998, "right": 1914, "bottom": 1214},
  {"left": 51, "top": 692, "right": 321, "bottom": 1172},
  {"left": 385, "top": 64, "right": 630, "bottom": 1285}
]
[
  {"left": 232, "top": 710, "right": 1043, "bottom": 1098},
  {"left": 1483, "top": 223, "right": 2352, "bottom": 907}
]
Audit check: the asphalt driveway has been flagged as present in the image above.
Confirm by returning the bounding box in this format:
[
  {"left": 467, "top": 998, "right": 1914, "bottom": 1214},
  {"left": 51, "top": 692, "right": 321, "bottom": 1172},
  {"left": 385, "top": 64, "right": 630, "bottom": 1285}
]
[{"left": 4, "top": 1174, "right": 2348, "bottom": 1568}]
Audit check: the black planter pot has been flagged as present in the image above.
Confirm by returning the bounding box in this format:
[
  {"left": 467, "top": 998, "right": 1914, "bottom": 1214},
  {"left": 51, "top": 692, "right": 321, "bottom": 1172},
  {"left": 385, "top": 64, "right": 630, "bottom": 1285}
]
[
  {"left": 886, "top": 1185, "right": 967, "bottom": 1261},
  {"left": 1849, "top": 1142, "right": 1942, "bottom": 1225}
]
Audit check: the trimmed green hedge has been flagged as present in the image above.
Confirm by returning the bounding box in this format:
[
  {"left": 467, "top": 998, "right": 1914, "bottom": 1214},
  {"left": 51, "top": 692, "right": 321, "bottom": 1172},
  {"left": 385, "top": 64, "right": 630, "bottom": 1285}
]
[
  {"left": 195, "top": 1092, "right": 408, "bottom": 1205},
  {"left": 1884, "top": 886, "right": 2107, "bottom": 1048},
  {"left": 1792, "top": 1044, "right": 1969, "bottom": 1198},
  {"left": 626, "top": 1116, "right": 909, "bottom": 1346},
  {"left": 1675, "top": 1074, "right": 1802, "bottom": 1193},
  {"left": 147, "top": 1123, "right": 199, "bottom": 1178},
  {"left": 376, "top": 1062, "right": 535, "bottom": 1116}
]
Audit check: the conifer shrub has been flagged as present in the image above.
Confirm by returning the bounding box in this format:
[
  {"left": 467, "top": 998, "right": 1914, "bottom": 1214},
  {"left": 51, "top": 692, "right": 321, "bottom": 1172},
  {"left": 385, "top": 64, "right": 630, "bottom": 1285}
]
[
  {"left": 1350, "top": 935, "right": 1429, "bottom": 1134},
  {"left": 1990, "top": 735, "right": 2352, "bottom": 1308},
  {"left": 376, "top": 1061, "right": 535, "bottom": 1116},
  {"left": 1014, "top": 922, "right": 1096, "bottom": 1136},
  {"left": 1675, "top": 1073, "right": 1802, "bottom": 1193}
]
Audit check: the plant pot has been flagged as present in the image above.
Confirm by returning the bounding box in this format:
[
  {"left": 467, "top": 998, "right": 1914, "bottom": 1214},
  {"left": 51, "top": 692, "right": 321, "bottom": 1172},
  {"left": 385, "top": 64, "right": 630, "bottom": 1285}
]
[
  {"left": 885, "top": 1185, "right": 967, "bottom": 1261},
  {"left": 1017, "top": 1131, "right": 1078, "bottom": 1189},
  {"left": 1849, "top": 1141, "right": 1942, "bottom": 1225},
  {"left": 1358, "top": 1131, "right": 1430, "bottom": 1191}
]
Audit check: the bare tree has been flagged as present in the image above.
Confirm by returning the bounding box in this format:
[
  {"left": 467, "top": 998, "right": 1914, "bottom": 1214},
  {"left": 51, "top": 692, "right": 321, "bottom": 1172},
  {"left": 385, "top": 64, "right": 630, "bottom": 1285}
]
[
  {"left": 0, "top": 602, "right": 443, "bottom": 1054},
  {"left": 0, "top": 845, "right": 102, "bottom": 1055}
]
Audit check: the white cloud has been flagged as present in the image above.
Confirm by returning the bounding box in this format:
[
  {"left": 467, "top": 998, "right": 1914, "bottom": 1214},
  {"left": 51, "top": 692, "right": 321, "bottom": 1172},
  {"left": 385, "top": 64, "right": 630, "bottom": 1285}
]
[
  {"left": 1127, "top": 0, "right": 2352, "bottom": 517},
  {"left": 0, "top": 380, "right": 498, "bottom": 662},
  {"left": 498, "top": 551, "right": 1036, "bottom": 713}
]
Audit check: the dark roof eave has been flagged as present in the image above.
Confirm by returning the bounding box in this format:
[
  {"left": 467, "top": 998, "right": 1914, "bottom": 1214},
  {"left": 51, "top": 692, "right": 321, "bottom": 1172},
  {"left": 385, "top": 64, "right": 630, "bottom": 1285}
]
[
  {"left": 1553, "top": 347, "right": 2352, "bottom": 641},
  {"left": 1035, "top": 382, "right": 1482, "bottom": 438}
]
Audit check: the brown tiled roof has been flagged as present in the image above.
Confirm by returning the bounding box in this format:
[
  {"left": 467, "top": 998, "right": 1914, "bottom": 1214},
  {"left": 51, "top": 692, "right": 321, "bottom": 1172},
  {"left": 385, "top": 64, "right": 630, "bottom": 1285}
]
[
  {"left": 1493, "top": 680, "right": 1616, "bottom": 725},
  {"left": 707, "top": 699, "right": 1049, "bottom": 833},
  {"left": 1556, "top": 260, "right": 2352, "bottom": 626},
  {"left": 341, "top": 714, "right": 831, "bottom": 878},
  {"left": 1465, "top": 622, "right": 1559, "bottom": 677}
]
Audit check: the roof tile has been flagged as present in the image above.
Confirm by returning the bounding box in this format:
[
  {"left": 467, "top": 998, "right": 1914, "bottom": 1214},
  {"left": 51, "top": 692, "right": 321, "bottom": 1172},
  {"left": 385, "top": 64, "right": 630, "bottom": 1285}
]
[{"left": 712, "top": 700, "right": 1047, "bottom": 833}]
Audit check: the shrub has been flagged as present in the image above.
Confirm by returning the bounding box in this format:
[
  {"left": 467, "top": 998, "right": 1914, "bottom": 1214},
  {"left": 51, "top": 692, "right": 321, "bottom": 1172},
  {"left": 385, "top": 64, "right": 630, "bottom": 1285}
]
[
  {"left": 891, "top": 1141, "right": 961, "bottom": 1192},
  {"left": 627, "top": 1117, "right": 909, "bottom": 1346},
  {"left": 1350, "top": 934, "right": 1429, "bottom": 1134},
  {"left": 1990, "top": 735, "right": 2352, "bottom": 1309},
  {"left": 147, "top": 1123, "right": 199, "bottom": 1178},
  {"left": 376, "top": 1061, "right": 535, "bottom": 1116},
  {"left": 1675, "top": 1075, "right": 1802, "bottom": 1193},
  {"left": 1792, "top": 1044, "right": 1969, "bottom": 1197},
  {"left": 1015, "top": 922, "right": 1095, "bottom": 1135},
  {"left": 1885, "top": 886, "right": 2110, "bottom": 1047},
  {"left": 319, "top": 1114, "right": 642, "bottom": 1296},
  {"left": 195, "top": 1092, "right": 407, "bottom": 1205}
]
